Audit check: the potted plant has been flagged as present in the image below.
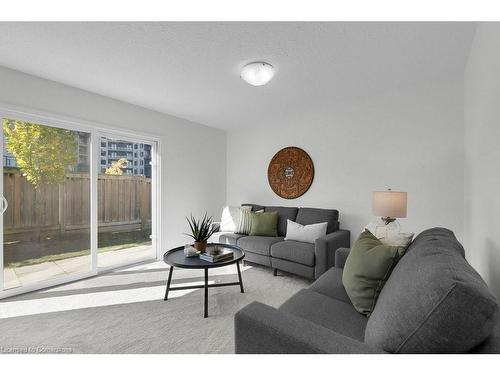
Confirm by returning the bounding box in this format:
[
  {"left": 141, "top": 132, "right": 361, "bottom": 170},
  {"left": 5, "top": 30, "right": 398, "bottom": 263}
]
[{"left": 185, "top": 213, "right": 218, "bottom": 253}]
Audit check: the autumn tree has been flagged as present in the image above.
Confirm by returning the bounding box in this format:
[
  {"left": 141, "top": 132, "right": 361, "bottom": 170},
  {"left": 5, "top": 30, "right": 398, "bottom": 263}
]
[
  {"left": 105, "top": 158, "right": 128, "bottom": 175},
  {"left": 2, "top": 119, "right": 78, "bottom": 188}
]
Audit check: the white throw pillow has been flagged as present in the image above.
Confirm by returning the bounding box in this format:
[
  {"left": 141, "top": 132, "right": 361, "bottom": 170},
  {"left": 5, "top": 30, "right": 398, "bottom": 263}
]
[
  {"left": 235, "top": 206, "right": 252, "bottom": 234},
  {"left": 220, "top": 206, "right": 241, "bottom": 232},
  {"left": 235, "top": 206, "right": 264, "bottom": 235},
  {"left": 285, "top": 219, "right": 328, "bottom": 244},
  {"left": 365, "top": 218, "right": 414, "bottom": 247},
  {"left": 382, "top": 231, "right": 414, "bottom": 247}
]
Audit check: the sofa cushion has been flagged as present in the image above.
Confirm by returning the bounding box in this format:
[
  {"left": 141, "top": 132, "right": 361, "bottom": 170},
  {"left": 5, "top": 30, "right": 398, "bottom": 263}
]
[
  {"left": 264, "top": 206, "right": 298, "bottom": 237},
  {"left": 310, "top": 267, "right": 351, "bottom": 304},
  {"left": 237, "top": 236, "right": 284, "bottom": 256},
  {"left": 365, "top": 227, "right": 499, "bottom": 353},
  {"left": 271, "top": 240, "right": 315, "bottom": 267},
  {"left": 244, "top": 251, "right": 272, "bottom": 267},
  {"left": 235, "top": 206, "right": 253, "bottom": 235},
  {"left": 280, "top": 289, "right": 367, "bottom": 341},
  {"left": 343, "top": 230, "right": 406, "bottom": 315},
  {"left": 210, "top": 232, "right": 246, "bottom": 245},
  {"left": 220, "top": 205, "right": 241, "bottom": 232},
  {"left": 285, "top": 219, "right": 328, "bottom": 244},
  {"left": 406, "top": 227, "right": 465, "bottom": 257},
  {"left": 249, "top": 211, "right": 279, "bottom": 237},
  {"left": 296, "top": 207, "right": 339, "bottom": 234}
]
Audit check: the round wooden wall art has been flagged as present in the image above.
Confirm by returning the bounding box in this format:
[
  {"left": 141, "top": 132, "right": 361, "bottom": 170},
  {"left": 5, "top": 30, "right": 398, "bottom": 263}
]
[{"left": 267, "top": 147, "right": 314, "bottom": 199}]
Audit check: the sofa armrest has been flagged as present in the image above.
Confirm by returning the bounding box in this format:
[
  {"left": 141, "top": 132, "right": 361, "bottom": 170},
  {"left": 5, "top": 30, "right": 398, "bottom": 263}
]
[
  {"left": 314, "top": 230, "right": 350, "bottom": 278},
  {"left": 235, "top": 301, "right": 382, "bottom": 354},
  {"left": 335, "top": 247, "right": 351, "bottom": 269}
]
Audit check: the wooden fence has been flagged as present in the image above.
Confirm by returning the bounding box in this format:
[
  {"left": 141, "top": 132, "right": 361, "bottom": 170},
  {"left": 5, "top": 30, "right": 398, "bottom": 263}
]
[{"left": 2, "top": 172, "right": 151, "bottom": 235}]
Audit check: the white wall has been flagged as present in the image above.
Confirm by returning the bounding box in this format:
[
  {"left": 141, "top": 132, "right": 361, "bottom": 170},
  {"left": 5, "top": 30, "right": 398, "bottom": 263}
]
[
  {"left": 464, "top": 23, "right": 500, "bottom": 298},
  {"left": 227, "top": 78, "right": 465, "bottom": 242},
  {"left": 0, "top": 66, "right": 227, "bottom": 251}
]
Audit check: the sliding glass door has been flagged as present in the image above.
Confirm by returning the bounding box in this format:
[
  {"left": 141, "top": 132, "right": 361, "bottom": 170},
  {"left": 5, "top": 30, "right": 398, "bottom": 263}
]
[
  {"left": 0, "top": 110, "right": 159, "bottom": 298},
  {"left": 1, "top": 118, "right": 92, "bottom": 291},
  {"left": 97, "top": 135, "right": 155, "bottom": 269}
]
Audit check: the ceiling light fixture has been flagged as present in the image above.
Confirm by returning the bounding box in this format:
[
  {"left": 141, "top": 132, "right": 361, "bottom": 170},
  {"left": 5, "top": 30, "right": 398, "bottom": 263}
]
[{"left": 240, "top": 61, "right": 275, "bottom": 86}]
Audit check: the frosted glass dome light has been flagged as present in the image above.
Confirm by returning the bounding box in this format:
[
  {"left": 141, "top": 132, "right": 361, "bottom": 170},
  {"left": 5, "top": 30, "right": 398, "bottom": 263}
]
[{"left": 240, "top": 62, "right": 275, "bottom": 86}]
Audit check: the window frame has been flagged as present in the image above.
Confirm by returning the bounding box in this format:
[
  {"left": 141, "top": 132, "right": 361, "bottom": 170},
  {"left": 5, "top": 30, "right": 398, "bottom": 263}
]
[{"left": 0, "top": 103, "right": 162, "bottom": 299}]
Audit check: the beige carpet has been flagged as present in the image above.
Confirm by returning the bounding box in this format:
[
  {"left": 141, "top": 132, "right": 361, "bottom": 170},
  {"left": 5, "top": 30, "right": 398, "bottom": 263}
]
[{"left": 0, "top": 261, "right": 309, "bottom": 353}]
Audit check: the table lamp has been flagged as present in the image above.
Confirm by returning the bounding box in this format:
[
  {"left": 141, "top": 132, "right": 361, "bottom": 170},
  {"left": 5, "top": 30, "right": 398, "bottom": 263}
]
[{"left": 372, "top": 189, "right": 407, "bottom": 225}]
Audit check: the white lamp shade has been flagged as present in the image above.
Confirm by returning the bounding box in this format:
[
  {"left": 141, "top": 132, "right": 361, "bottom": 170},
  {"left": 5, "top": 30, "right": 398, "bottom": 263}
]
[
  {"left": 372, "top": 190, "right": 407, "bottom": 218},
  {"left": 240, "top": 62, "right": 275, "bottom": 86}
]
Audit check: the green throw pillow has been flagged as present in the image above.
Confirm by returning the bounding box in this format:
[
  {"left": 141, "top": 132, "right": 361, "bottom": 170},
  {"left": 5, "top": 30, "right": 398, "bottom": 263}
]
[
  {"left": 249, "top": 211, "right": 278, "bottom": 237},
  {"left": 342, "top": 230, "right": 406, "bottom": 315}
]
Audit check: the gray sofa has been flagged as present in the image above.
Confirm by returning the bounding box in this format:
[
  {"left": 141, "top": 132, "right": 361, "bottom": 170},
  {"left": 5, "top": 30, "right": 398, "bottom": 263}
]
[
  {"left": 211, "top": 204, "right": 350, "bottom": 280},
  {"left": 235, "top": 227, "right": 500, "bottom": 353}
]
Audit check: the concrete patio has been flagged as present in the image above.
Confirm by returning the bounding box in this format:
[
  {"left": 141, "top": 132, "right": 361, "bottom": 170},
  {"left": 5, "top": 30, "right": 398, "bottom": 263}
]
[{"left": 4, "top": 245, "right": 154, "bottom": 290}]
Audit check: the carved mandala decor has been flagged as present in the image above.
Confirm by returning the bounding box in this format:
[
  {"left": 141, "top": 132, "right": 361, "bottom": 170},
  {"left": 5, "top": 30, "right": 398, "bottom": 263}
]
[{"left": 267, "top": 147, "right": 314, "bottom": 199}]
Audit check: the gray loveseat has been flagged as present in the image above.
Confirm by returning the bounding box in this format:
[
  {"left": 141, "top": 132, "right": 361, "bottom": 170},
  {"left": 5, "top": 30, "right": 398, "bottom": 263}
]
[
  {"left": 235, "top": 227, "right": 500, "bottom": 353},
  {"left": 211, "top": 204, "right": 350, "bottom": 280}
]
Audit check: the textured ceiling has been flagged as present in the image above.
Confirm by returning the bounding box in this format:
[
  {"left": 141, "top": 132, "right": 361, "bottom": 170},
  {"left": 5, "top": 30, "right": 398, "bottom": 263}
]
[{"left": 0, "top": 22, "right": 476, "bottom": 130}]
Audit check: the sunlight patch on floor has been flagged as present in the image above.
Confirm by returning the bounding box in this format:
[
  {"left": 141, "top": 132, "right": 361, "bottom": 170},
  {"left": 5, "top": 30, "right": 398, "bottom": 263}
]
[
  {"left": 36, "top": 261, "right": 252, "bottom": 294},
  {"left": 0, "top": 260, "right": 253, "bottom": 319},
  {"left": 0, "top": 280, "right": 214, "bottom": 319}
]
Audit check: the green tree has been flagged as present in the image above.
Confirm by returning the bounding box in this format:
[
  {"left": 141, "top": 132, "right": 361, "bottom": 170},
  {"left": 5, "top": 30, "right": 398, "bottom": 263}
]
[
  {"left": 3, "top": 119, "right": 79, "bottom": 243},
  {"left": 105, "top": 158, "right": 128, "bottom": 175},
  {"left": 3, "top": 119, "right": 78, "bottom": 188}
]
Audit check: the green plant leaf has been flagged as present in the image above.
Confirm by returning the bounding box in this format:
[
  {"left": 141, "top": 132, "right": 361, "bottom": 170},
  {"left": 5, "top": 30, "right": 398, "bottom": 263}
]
[{"left": 185, "top": 212, "right": 214, "bottom": 242}]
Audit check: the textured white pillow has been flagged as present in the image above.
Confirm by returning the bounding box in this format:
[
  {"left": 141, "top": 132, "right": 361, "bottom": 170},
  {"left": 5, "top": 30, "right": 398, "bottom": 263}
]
[
  {"left": 220, "top": 206, "right": 241, "bottom": 232},
  {"left": 235, "top": 206, "right": 253, "bottom": 234},
  {"left": 364, "top": 218, "right": 414, "bottom": 247},
  {"left": 381, "top": 231, "right": 414, "bottom": 247},
  {"left": 285, "top": 219, "right": 328, "bottom": 244},
  {"left": 235, "top": 206, "right": 264, "bottom": 234}
]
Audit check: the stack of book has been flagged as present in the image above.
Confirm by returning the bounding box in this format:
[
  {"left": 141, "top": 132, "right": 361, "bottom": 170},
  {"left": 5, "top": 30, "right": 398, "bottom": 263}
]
[{"left": 199, "top": 248, "right": 234, "bottom": 263}]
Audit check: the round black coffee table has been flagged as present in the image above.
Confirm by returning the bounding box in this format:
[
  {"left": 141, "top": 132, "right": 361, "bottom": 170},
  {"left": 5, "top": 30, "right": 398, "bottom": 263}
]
[{"left": 163, "top": 243, "right": 245, "bottom": 318}]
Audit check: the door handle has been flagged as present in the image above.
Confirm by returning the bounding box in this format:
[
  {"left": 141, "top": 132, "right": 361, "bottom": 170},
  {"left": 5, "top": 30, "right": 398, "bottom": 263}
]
[{"left": 1, "top": 195, "right": 8, "bottom": 215}]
